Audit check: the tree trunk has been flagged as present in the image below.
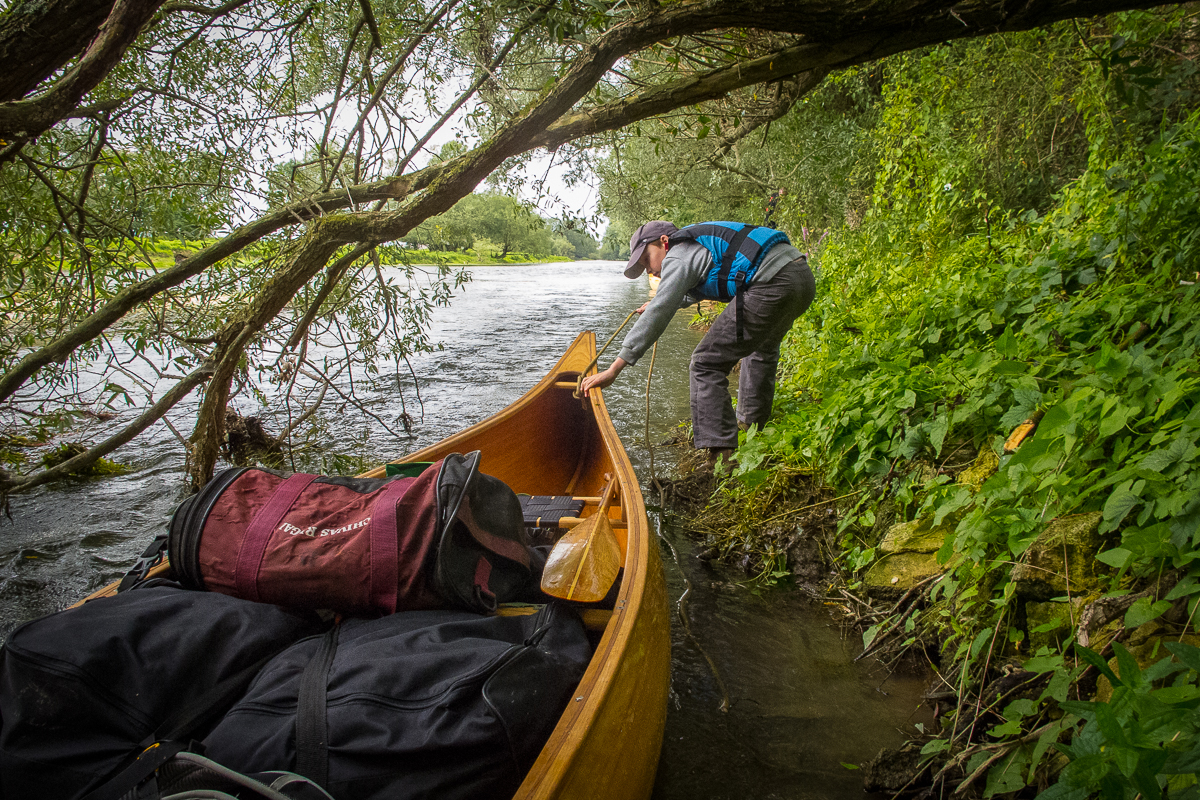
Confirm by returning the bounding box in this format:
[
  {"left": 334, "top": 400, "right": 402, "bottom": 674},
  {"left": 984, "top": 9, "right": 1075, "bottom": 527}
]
[
  {"left": 186, "top": 224, "right": 344, "bottom": 488},
  {"left": 0, "top": 0, "right": 116, "bottom": 101},
  {"left": 0, "top": 0, "right": 169, "bottom": 146}
]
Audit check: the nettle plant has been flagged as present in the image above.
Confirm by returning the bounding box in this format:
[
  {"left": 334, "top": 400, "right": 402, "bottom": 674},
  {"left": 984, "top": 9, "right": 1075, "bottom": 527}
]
[{"left": 1038, "top": 642, "right": 1200, "bottom": 800}]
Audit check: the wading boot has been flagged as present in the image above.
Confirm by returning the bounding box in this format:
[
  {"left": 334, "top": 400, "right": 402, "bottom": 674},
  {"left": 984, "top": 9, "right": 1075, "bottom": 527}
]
[{"left": 707, "top": 447, "right": 737, "bottom": 477}]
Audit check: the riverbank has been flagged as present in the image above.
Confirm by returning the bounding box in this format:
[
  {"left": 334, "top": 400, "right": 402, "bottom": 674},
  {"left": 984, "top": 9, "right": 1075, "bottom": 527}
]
[
  {"left": 682, "top": 109, "right": 1200, "bottom": 798},
  {"left": 2, "top": 260, "right": 932, "bottom": 800},
  {"left": 144, "top": 238, "right": 576, "bottom": 270}
]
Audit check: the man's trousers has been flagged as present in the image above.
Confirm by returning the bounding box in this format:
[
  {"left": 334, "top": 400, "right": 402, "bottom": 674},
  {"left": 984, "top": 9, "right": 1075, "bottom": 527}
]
[{"left": 689, "top": 256, "right": 816, "bottom": 450}]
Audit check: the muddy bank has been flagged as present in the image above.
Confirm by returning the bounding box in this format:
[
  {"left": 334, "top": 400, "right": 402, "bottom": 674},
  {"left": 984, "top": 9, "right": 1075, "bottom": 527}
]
[{"left": 666, "top": 436, "right": 1200, "bottom": 798}]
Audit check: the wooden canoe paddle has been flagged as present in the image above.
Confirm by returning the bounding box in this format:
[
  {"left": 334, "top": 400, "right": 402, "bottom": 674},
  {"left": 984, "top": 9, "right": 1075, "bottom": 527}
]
[{"left": 540, "top": 476, "right": 621, "bottom": 602}]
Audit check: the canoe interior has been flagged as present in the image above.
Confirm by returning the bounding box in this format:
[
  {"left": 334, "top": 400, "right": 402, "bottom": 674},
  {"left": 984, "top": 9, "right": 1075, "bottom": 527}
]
[
  {"left": 69, "top": 332, "right": 670, "bottom": 800},
  {"left": 360, "top": 332, "right": 630, "bottom": 561},
  {"left": 362, "top": 332, "right": 672, "bottom": 800}
]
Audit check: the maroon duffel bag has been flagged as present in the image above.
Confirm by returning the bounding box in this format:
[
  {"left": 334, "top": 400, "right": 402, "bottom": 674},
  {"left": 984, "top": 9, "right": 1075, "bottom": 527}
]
[{"left": 166, "top": 451, "right": 538, "bottom": 615}]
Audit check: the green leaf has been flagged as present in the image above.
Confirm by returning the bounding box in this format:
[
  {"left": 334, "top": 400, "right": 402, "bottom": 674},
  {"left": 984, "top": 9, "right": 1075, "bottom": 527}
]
[
  {"left": 1024, "top": 653, "right": 1065, "bottom": 673},
  {"left": 996, "top": 329, "right": 1020, "bottom": 358},
  {"left": 1130, "top": 766, "right": 1165, "bottom": 800},
  {"left": 734, "top": 469, "right": 770, "bottom": 488},
  {"left": 1034, "top": 779, "right": 1091, "bottom": 800},
  {"left": 993, "top": 360, "right": 1028, "bottom": 375},
  {"left": 1099, "top": 402, "right": 1139, "bottom": 437},
  {"left": 1008, "top": 436, "right": 1058, "bottom": 472},
  {"left": 990, "top": 718, "right": 1023, "bottom": 737},
  {"left": 1113, "top": 642, "right": 1144, "bottom": 690},
  {"left": 1029, "top": 718, "right": 1072, "bottom": 783},
  {"left": 1165, "top": 641, "right": 1200, "bottom": 672},
  {"left": 984, "top": 748, "right": 1030, "bottom": 797},
  {"left": 862, "top": 623, "right": 883, "bottom": 651},
  {"left": 921, "top": 738, "right": 951, "bottom": 755},
  {"left": 929, "top": 414, "right": 949, "bottom": 456},
  {"left": 1038, "top": 404, "right": 1073, "bottom": 438},
  {"left": 1095, "top": 548, "right": 1134, "bottom": 569},
  {"left": 1004, "top": 698, "right": 1038, "bottom": 719},
  {"left": 1074, "top": 644, "right": 1121, "bottom": 686},
  {"left": 1103, "top": 480, "right": 1142, "bottom": 526},
  {"left": 1124, "top": 597, "right": 1171, "bottom": 628},
  {"left": 1150, "top": 685, "right": 1200, "bottom": 705},
  {"left": 1093, "top": 701, "right": 1130, "bottom": 747},
  {"left": 971, "top": 628, "right": 994, "bottom": 659},
  {"left": 1164, "top": 739, "right": 1200, "bottom": 775}
]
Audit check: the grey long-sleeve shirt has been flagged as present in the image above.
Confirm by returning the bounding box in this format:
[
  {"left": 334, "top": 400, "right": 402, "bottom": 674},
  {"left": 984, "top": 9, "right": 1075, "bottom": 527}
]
[{"left": 616, "top": 239, "right": 803, "bottom": 366}]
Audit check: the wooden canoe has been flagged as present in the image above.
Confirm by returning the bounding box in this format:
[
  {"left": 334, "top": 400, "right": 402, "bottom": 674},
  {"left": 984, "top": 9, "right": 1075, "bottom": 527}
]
[
  {"left": 75, "top": 330, "right": 671, "bottom": 800},
  {"left": 362, "top": 330, "right": 671, "bottom": 800}
]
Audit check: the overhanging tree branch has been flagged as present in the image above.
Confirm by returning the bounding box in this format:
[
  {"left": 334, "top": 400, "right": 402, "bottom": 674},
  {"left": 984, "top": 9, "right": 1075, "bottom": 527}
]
[
  {"left": 1, "top": 0, "right": 1188, "bottom": 494},
  {"left": 0, "top": 0, "right": 169, "bottom": 148},
  {"left": 0, "top": 0, "right": 117, "bottom": 102},
  {"left": 0, "top": 168, "right": 430, "bottom": 406},
  {"left": 711, "top": 72, "right": 825, "bottom": 158}
]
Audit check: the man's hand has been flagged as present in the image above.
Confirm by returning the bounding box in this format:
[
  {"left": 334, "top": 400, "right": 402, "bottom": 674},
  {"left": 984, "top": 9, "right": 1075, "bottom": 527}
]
[
  {"left": 635, "top": 301, "right": 650, "bottom": 314},
  {"left": 580, "top": 358, "right": 628, "bottom": 396}
]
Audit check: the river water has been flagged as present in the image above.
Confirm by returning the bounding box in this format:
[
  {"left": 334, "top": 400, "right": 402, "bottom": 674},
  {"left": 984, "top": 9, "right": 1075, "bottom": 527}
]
[{"left": 0, "top": 260, "right": 926, "bottom": 797}]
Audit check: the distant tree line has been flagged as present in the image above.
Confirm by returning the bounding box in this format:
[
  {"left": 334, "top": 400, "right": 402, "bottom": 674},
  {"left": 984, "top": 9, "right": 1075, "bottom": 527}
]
[{"left": 400, "top": 192, "right": 599, "bottom": 260}]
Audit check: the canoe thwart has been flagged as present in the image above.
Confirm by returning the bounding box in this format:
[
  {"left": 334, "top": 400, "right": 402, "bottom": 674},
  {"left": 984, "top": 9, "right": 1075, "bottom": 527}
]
[
  {"left": 495, "top": 605, "right": 612, "bottom": 632},
  {"left": 558, "top": 516, "right": 627, "bottom": 530}
]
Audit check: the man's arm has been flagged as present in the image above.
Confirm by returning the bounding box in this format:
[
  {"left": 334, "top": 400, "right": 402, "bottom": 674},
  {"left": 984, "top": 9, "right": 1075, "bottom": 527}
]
[
  {"left": 581, "top": 243, "right": 710, "bottom": 397},
  {"left": 616, "top": 243, "right": 710, "bottom": 366}
]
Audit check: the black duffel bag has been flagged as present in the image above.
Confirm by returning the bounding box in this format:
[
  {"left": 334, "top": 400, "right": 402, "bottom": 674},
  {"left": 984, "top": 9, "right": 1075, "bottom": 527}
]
[
  {"left": 0, "top": 584, "right": 325, "bottom": 800},
  {"left": 202, "top": 603, "right": 592, "bottom": 800}
]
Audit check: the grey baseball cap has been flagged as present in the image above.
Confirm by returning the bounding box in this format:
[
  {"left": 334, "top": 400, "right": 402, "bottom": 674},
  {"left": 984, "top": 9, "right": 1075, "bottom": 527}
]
[{"left": 624, "top": 220, "right": 678, "bottom": 278}]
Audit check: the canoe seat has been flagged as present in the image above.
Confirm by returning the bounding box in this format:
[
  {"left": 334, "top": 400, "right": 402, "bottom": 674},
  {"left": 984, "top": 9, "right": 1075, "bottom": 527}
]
[
  {"left": 520, "top": 495, "right": 585, "bottom": 547},
  {"left": 519, "top": 495, "right": 585, "bottom": 528}
]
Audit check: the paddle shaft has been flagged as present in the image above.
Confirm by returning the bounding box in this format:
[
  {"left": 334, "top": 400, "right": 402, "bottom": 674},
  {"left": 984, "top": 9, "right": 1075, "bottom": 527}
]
[{"left": 566, "top": 476, "right": 617, "bottom": 599}]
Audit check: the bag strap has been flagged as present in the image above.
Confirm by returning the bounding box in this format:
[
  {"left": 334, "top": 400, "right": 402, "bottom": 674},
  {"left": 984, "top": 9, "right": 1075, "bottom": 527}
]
[
  {"left": 78, "top": 740, "right": 188, "bottom": 800},
  {"left": 735, "top": 286, "right": 747, "bottom": 343},
  {"left": 82, "top": 748, "right": 337, "bottom": 800},
  {"left": 235, "top": 473, "right": 318, "bottom": 602},
  {"left": 717, "top": 225, "right": 754, "bottom": 341},
  {"left": 368, "top": 477, "right": 413, "bottom": 613},
  {"left": 294, "top": 625, "right": 340, "bottom": 787},
  {"left": 118, "top": 532, "right": 169, "bottom": 592},
  {"left": 77, "top": 648, "right": 298, "bottom": 800}
]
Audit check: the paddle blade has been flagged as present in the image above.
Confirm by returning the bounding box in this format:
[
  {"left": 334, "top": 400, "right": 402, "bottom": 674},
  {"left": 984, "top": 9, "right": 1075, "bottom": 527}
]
[{"left": 540, "top": 514, "right": 621, "bottom": 603}]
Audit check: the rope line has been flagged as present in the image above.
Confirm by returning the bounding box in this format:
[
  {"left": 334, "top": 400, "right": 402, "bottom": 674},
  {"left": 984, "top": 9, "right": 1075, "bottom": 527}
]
[
  {"left": 573, "top": 310, "right": 639, "bottom": 398},
  {"left": 644, "top": 340, "right": 661, "bottom": 493}
]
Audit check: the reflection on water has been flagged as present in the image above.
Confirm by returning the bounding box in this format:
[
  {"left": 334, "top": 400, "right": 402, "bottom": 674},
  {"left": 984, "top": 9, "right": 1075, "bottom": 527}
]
[
  {"left": 651, "top": 525, "right": 929, "bottom": 799},
  {"left": 0, "top": 260, "right": 924, "bottom": 797}
]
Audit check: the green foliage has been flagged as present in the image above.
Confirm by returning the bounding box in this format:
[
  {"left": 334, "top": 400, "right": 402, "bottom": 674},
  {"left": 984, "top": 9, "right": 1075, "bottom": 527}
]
[
  {"left": 40, "top": 442, "right": 129, "bottom": 477},
  {"left": 403, "top": 192, "right": 591, "bottom": 258},
  {"left": 1041, "top": 642, "right": 1200, "bottom": 800},
  {"left": 657, "top": 9, "right": 1200, "bottom": 795}
]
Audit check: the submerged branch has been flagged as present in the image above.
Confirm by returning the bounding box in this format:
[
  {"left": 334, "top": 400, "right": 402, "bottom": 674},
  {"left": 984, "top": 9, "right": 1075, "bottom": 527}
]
[{"left": 0, "top": 363, "right": 212, "bottom": 501}]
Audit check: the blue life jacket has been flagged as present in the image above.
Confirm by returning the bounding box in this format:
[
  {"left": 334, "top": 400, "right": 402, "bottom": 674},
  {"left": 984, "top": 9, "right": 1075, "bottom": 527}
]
[{"left": 669, "top": 221, "right": 791, "bottom": 302}]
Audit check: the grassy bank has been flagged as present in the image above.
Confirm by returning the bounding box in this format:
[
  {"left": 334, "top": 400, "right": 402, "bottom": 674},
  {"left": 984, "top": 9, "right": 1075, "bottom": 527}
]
[
  {"left": 696, "top": 82, "right": 1200, "bottom": 800},
  {"left": 141, "top": 239, "right": 571, "bottom": 270}
]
